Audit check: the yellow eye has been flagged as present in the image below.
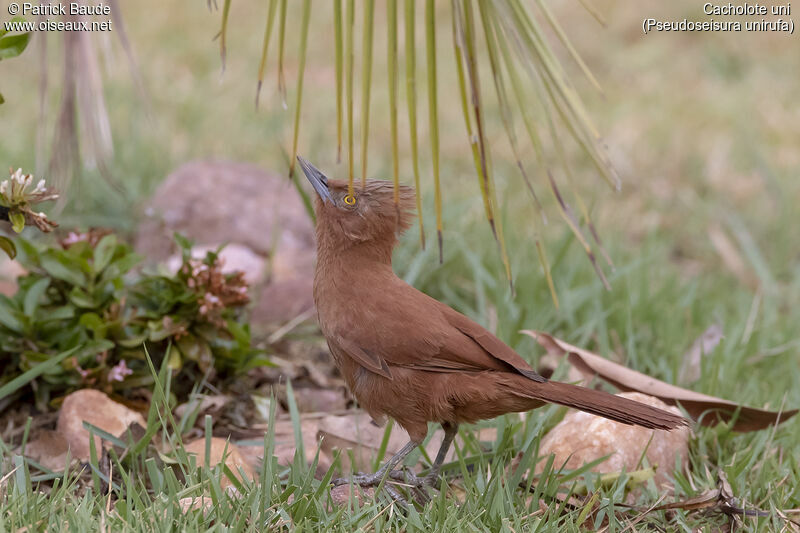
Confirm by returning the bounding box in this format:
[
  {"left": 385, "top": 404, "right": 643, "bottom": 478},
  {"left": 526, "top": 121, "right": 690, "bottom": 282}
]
[{"left": 343, "top": 194, "right": 356, "bottom": 206}]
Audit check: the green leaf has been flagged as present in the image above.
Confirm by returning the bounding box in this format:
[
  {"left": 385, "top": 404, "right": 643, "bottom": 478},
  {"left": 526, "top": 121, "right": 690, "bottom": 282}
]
[
  {"left": 16, "top": 238, "right": 40, "bottom": 266},
  {"left": 92, "top": 234, "right": 117, "bottom": 273},
  {"left": 0, "top": 33, "right": 31, "bottom": 60},
  {"left": 0, "top": 236, "right": 16, "bottom": 258},
  {"left": 23, "top": 277, "right": 50, "bottom": 317},
  {"left": 79, "top": 312, "right": 107, "bottom": 339},
  {"left": 0, "top": 294, "right": 24, "bottom": 333},
  {"left": 9, "top": 212, "right": 25, "bottom": 233},
  {"left": 68, "top": 287, "right": 98, "bottom": 309},
  {"left": 40, "top": 251, "right": 87, "bottom": 287},
  {"left": 177, "top": 333, "right": 213, "bottom": 372},
  {"left": 36, "top": 305, "right": 74, "bottom": 322},
  {"left": 0, "top": 347, "right": 76, "bottom": 401},
  {"left": 99, "top": 252, "right": 141, "bottom": 284},
  {"left": 0, "top": 16, "right": 27, "bottom": 39}
]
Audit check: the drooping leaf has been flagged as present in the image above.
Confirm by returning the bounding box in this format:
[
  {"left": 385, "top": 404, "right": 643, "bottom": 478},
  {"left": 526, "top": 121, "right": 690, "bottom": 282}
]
[
  {"left": 525, "top": 331, "right": 798, "bottom": 432},
  {"left": 333, "top": 0, "right": 344, "bottom": 161},
  {"left": 404, "top": 0, "right": 425, "bottom": 249},
  {"left": 287, "top": 0, "right": 312, "bottom": 179},
  {"left": 345, "top": 0, "right": 355, "bottom": 193},
  {"left": 218, "top": 0, "right": 232, "bottom": 72},
  {"left": 425, "top": 0, "right": 442, "bottom": 263},
  {"left": 387, "top": 0, "right": 399, "bottom": 205},
  {"left": 359, "top": 0, "right": 375, "bottom": 187},
  {"left": 255, "top": 0, "right": 278, "bottom": 107},
  {"left": 276, "top": 0, "right": 288, "bottom": 103}
]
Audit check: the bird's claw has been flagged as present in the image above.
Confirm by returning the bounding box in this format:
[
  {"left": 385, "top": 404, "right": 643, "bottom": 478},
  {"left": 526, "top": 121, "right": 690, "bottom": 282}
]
[{"left": 331, "top": 468, "right": 440, "bottom": 506}]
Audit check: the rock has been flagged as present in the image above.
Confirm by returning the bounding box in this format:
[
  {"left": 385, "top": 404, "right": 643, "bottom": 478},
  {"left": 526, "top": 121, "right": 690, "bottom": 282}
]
[
  {"left": 57, "top": 389, "right": 147, "bottom": 460},
  {"left": 0, "top": 257, "right": 25, "bottom": 296},
  {"left": 183, "top": 437, "right": 255, "bottom": 488},
  {"left": 0, "top": 257, "right": 26, "bottom": 280},
  {"left": 134, "top": 160, "right": 316, "bottom": 326},
  {"left": 177, "top": 487, "right": 241, "bottom": 515},
  {"left": 292, "top": 387, "right": 348, "bottom": 414},
  {"left": 536, "top": 392, "right": 689, "bottom": 491},
  {"left": 22, "top": 430, "right": 71, "bottom": 471}
]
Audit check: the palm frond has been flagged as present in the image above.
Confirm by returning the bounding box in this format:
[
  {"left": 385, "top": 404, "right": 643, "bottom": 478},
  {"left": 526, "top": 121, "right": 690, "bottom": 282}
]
[{"left": 223, "top": 0, "right": 620, "bottom": 297}]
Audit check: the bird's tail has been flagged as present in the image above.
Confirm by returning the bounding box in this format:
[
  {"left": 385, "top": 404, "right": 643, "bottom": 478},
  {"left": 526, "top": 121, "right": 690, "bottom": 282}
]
[{"left": 521, "top": 380, "right": 687, "bottom": 430}]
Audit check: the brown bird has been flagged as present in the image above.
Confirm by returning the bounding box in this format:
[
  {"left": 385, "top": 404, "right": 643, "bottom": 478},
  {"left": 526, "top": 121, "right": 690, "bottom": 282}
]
[{"left": 297, "top": 156, "right": 687, "bottom": 497}]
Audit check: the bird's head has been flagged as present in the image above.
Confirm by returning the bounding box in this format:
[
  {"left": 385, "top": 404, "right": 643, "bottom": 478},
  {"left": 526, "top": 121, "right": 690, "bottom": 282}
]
[{"left": 297, "top": 156, "right": 416, "bottom": 256}]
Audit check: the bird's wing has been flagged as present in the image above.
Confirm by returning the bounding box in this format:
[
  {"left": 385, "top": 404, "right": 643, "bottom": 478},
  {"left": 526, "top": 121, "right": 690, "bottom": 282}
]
[
  {"left": 331, "top": 275, "right": 545, "bottom": 381},
  {"left": 440, "top": 305, "right": 547, "bottom": 382}
]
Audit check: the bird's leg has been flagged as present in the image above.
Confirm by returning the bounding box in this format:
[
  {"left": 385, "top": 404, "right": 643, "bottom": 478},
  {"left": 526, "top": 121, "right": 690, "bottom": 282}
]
[
  {"left": 397, "top": 423, "right": 459, "bottom": 488},
  {"left": 332, "top": 440, "right": 419, "bottom": 488},
  {"left": 423, "top": 422, "right": 458, "bottom": 485}
]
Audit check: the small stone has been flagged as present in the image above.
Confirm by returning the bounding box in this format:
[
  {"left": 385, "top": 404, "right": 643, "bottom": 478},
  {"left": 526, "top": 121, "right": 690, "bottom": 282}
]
[
  {"left": 57, "top": 389, "right": 146, "bottom": 460},
  {"left": 22, "top": 430, "right": 71, "bottom": 471},
  {"left": 183, "top": 437, "right": 255, "bottom": 488},
  {"left": 536, "top": 392, "right": 689, "bottom": 491}
]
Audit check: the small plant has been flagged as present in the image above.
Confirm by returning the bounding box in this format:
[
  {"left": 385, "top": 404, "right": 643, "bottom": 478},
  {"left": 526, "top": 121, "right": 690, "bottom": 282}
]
[
  {"left": 0, "top": 231, "right": 267, "bottom": 410},
  {"left": 0, "top": 168, "right": 59, "bottom": 258}
]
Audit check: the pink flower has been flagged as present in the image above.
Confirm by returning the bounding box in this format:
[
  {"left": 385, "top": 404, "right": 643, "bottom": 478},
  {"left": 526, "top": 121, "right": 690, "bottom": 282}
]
[{"left": 108, "top": 360, "right": 133, "bottom": 382}]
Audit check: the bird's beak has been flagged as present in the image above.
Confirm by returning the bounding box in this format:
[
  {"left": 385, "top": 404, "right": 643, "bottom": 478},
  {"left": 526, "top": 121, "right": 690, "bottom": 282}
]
[{"left": 297, "top": 155, "right": 333, "bottom": 204}]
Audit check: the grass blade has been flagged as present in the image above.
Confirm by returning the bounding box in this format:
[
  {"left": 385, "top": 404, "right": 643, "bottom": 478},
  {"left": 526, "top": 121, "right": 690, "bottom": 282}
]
[
  {"left": 0, "top": 347, "right": 75, "bottom": 400},
  {"left": 359, "top": 0, "right": 375, "bottom": 187},
  {"left": 334, "top": 0, "right": 344, "bottom": 162},
  {"left": 425, "top": 0, "right": 443, "bottom": 264},
  {"left": 255, "top": 0, "right": 278, "bottom": 108},
  {"left": 404, "top": 0, "right": 425, "bottom": 249},
  {"left": 287, "top": 0, "right": 312, "bottom": 179}
]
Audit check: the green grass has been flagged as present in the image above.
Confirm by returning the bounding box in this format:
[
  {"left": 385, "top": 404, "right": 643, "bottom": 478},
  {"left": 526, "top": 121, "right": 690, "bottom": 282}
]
[{"left": 1, "top": 0, "right": 799, "bottom": 530}]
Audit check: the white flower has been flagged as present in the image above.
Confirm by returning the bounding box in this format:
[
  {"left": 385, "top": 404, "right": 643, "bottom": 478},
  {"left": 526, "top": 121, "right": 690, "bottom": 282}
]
[
  {"left": 33, "top": 180, "right": 46, "bottom": 194},
  {"left": 0, "top": 180, "right": 8, "bottom": 196},
  {"left": 11, "top": 168, "right": 24, "bottom": 184}
]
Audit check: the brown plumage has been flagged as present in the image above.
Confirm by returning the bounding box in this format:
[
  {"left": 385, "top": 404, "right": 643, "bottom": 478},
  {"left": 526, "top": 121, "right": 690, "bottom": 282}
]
[{"left": 297, "top": 156, "right": 687, "bottom": 497}]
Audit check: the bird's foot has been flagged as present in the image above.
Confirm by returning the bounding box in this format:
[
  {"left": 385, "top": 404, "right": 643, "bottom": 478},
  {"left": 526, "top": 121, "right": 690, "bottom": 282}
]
[{"left": 331, "top": 468, "right": 439, "bottom": 506}]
